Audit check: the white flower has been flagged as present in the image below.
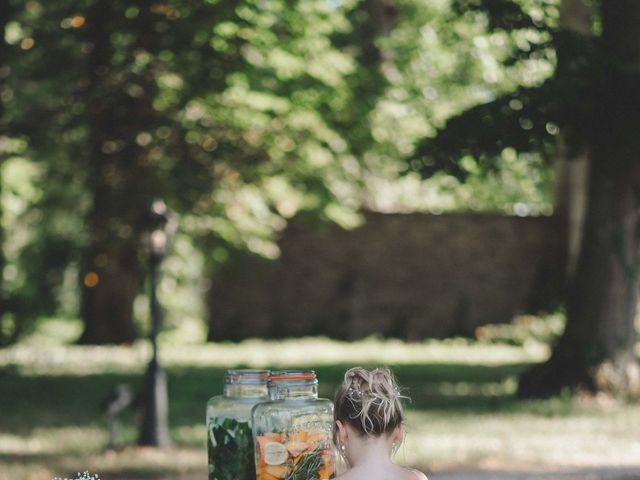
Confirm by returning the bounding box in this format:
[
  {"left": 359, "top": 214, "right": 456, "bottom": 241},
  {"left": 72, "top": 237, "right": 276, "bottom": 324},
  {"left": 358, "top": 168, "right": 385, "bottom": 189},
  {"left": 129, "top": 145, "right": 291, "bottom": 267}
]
[{"left": 53, "top": 471, "right": 100, "bottom": 480}]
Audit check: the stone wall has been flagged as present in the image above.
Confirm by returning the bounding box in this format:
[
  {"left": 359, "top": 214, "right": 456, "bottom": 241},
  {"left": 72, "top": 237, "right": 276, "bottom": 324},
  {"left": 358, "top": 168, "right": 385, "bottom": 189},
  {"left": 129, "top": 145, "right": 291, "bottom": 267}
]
[{"left": 207, "top": 213, "right": 567, "bottom": 341}]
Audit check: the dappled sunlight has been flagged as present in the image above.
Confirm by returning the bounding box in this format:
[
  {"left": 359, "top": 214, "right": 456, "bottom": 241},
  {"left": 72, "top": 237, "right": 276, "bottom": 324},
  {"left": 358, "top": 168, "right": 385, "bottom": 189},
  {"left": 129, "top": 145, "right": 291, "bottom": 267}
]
[
  {"left": 0, "top": 432, "right": 55, "bottom": 456},
  {"left": 405, "top": 407, "right": 640, "bottom": 470},
  {"left": 2, "top": 337, "right": 639, "bottom": 479},
  {"left": 3, "top": 324, "right": 640, "bottom": 479},
  {"left": 0, "top": 336, "right": 549, "bottom": 376}
]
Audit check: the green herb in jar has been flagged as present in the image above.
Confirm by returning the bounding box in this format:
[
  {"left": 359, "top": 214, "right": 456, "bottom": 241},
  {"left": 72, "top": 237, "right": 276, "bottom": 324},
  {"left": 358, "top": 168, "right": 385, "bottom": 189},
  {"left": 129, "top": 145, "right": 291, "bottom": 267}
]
[
  {"left": 208, "top": 417, "right": 255, "bottom": 480},
  {"left": 284, "top": 445, "right": 331, "bottom": 480}
]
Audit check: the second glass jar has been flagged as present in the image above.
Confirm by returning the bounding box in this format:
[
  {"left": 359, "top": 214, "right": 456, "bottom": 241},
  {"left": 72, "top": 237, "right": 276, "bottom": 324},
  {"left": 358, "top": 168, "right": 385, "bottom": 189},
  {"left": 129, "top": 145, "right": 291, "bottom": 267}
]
[{"left": 252, "top": 370, "right": 337, "bottom": 480}]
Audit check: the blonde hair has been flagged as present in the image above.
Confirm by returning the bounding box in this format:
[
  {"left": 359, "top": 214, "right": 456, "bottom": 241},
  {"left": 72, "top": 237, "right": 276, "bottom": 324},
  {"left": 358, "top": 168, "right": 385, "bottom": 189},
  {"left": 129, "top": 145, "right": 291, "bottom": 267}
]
[{"left": 334, "top": 367, "right": 405, "bottom": 436}]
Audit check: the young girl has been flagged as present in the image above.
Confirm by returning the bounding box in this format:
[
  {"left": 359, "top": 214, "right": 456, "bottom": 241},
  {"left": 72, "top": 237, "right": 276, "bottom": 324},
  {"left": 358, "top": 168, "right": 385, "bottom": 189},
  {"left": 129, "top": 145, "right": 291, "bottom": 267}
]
[{"left": 333, "top": 367, "right": 428, "bottom": 480}]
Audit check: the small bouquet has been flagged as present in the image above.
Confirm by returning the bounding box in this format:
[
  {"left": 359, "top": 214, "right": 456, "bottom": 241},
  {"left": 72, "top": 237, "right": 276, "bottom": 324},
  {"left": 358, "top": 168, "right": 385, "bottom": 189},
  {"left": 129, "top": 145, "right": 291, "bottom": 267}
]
[{"left": 54, "top": 472, "right": 100, "bottom": 480}]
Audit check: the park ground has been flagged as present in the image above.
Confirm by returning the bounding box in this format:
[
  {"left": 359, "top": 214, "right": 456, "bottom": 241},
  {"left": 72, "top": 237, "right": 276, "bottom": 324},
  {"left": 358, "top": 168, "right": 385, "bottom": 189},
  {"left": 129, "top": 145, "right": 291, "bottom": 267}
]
[{"left": 1, "top": 319, "right": 640, "bottom": 480}]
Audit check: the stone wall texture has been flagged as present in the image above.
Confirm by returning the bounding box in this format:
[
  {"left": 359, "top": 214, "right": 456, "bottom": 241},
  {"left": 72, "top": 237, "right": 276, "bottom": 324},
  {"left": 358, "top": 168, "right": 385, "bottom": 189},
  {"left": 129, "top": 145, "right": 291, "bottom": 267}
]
[{"left": 207, "top": 213, "right": 567, "bottom": 341}]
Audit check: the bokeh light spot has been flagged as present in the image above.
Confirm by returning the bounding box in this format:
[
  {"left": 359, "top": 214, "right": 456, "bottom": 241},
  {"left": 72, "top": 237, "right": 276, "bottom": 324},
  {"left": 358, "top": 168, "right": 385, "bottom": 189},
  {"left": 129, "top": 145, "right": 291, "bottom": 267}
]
[
  {"left": 20, "top": 38, "right": 35, "bottom": 50},
  {"left": 71, "top": 16, "right": 86, "bottom": 28},
  {"left": 84, "top": 272, "right": 99, "bottom": 288}
]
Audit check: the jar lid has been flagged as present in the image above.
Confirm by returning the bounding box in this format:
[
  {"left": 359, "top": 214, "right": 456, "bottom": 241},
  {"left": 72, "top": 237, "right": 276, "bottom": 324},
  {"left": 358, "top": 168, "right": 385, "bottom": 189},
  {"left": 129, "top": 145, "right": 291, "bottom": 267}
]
[
  {"left": 224, "top": 369, "right": 270, "bottom": 384},
  {"left": 269, "top": 370, "right": 317, "bottom": 382}
]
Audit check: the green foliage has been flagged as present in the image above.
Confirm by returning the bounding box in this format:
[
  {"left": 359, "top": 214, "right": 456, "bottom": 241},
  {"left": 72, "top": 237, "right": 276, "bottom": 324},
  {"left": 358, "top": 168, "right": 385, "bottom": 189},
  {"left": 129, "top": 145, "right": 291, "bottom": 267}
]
[
  {"left": 1, "top": 1, "right": 92, "bottom": 344},
  {"left": 409, "top": 0, "right": 640, "bottom": 201},
  {"left": 452, "top": 0, "right": 559, "bottom": 32},
  {"left": 2, "top": 0, "right": 365, "bottom": 341},
  {"left": 177, "top": 0, "right": 365, "bottom": 257},
  {"left": 354, "top": 0, "right": 556, "bottom": 215},
  {"left": 2, "top": 0, "right": 93, "bottom": 340},
  {"left": 1, "top": 0, "right": 563, "bottom": 342},
  {"left": 411, "top": 0, "right": 561, "bottom": 182},
  {"left": 412, "top": 84, "right": 557, "bottom": 180}
]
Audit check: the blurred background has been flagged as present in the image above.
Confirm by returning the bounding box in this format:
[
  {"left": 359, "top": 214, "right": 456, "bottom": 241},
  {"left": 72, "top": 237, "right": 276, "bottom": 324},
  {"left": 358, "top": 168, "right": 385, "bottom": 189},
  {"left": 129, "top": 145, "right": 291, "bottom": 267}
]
[{"left": 1, "top": 0, "right": 640, "bottom": 479}]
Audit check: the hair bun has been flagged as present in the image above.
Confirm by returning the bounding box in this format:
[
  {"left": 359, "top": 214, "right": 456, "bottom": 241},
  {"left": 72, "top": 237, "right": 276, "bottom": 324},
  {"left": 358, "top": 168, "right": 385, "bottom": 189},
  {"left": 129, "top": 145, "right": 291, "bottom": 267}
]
[{"left": 335, "top": 367, "right": 406, "bottom": 436}]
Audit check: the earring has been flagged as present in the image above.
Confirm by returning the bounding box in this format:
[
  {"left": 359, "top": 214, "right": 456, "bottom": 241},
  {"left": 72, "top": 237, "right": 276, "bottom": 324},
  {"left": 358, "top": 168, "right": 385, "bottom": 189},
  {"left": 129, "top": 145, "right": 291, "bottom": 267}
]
[
  {"left": 340, "top": 443, "right": 347, "bottom": 453},
  {"left": 391, "top": 442, "right": 397, "bottom": 454}
]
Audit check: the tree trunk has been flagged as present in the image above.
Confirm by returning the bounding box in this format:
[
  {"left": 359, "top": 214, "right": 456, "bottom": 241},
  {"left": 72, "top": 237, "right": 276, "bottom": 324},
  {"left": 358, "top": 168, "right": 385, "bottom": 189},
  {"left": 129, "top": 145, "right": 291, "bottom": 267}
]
[
  {"left": 553, "top": 138, "right": 589, "bottom": 276},
  {"left": 518, "top": 0, "right": 640, "bottom": 398},
  {"left": 552, "top": 0, "right": 593, "bottom": 277},
  {"left": 79, "top": 1, "right": 159, "bottom": 344},
  {"left": 80, "top": 242, "right": 140, "bottom": 344},
  {"left": 78, "top": 1, "right": 137, "bottom": 344}
]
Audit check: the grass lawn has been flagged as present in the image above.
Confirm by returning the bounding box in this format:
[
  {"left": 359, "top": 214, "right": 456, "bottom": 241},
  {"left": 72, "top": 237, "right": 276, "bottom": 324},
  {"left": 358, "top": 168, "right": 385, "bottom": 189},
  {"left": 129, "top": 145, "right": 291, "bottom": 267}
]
[{"left": 1, "top": 321, "right": 639, "bottom": 480}]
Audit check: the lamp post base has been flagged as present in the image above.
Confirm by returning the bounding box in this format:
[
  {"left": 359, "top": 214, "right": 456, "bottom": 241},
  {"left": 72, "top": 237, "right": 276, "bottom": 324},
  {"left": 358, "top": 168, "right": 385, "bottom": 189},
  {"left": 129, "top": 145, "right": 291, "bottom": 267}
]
[{"left": 138, "top": 361, "right": 171, "bottom": 448}]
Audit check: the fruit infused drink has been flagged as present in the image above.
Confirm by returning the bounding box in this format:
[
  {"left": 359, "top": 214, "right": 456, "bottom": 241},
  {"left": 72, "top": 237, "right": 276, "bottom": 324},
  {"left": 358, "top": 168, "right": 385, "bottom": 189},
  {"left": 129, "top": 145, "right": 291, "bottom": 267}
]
[{"left": 252, "top": 370, "right": 337, "bottom": 480}]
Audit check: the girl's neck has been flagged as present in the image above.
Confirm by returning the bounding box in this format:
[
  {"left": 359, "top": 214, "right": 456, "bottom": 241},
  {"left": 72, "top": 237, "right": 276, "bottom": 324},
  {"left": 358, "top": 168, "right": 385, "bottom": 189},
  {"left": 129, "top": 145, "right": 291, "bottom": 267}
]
[{"left": 347, "top": 433, "right": 395, "bottom": 468}]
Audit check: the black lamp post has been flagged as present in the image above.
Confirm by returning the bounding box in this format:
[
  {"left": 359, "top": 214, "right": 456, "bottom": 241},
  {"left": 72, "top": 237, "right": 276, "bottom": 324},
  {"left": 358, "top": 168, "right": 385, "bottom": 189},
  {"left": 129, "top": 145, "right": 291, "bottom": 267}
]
[{"left": 139, "top": 199, "right": 176, "bottom": 448}]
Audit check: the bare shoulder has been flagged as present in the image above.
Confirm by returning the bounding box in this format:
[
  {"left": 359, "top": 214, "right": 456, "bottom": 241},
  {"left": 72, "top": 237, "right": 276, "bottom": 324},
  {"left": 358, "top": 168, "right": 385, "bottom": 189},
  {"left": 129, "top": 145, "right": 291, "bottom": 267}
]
[
  {"left": 333, "top": 470, "right": 358, "bottom": 480},
  {"left": 410, "top": 468, "right": 429, "bottom": 480}
]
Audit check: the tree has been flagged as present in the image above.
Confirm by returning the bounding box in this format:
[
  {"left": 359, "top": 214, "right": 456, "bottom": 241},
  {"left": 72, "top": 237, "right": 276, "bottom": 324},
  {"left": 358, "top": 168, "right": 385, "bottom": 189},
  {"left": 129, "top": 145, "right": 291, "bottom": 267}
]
[
  {"left": 413, "top": 0, "right": 640, "bottom": 398},
  {"left": 77, "top": 0, "right": 174, "bottom": 344},
  {"left": 518, "top": 0, "right": 640, "bottom": 398},
  {"left": 1, "top": 1, "right": 87, "bottom": 344},
  {"left": 5, "top": 0, "right": 371, "bottom": 344},
  {"left": 4, "top": 0, "right": 162, "bottom": 344}
]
